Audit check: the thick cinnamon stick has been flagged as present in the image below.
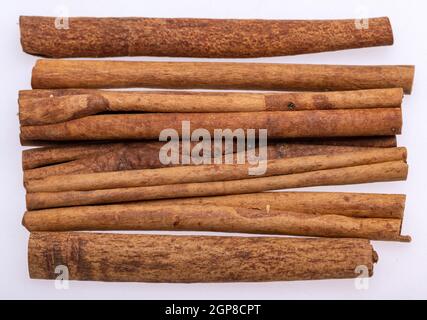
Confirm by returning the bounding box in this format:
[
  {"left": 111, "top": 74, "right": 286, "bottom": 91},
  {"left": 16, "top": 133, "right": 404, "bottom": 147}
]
[
  {"left": 24, "top": 148, "right": 407, "bottom": 192},
  {"left": 28, "top": 232, "right": 378, "bottom": 282},
  {"left": 22, "top": 143, "right": 373, "bottom": 180},
  {"left": 22, "top": 204, "right": 410, "bottom": 242},
  {"left": 25, "top": 161, "right": 408, "bottom": 209},
  {"left": 20, "top": 109, "right": 402, "bottom": 141},
  {"left": 31, "top": 60, "right": 415, "bottom": 94},
  {"left": 137, "top": 192, "right": 407, "bottom": 219},
  {"left": 19, "top": 88, "right": 403, "bottom": 125},
  {"left": 20, "top": 16, "right": 394, "bottom": 58}
]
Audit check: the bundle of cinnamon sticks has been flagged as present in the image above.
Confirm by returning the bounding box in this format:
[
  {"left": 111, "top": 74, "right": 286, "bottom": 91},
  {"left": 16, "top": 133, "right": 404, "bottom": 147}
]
[{"left": 19, "top": 16, "right": 415, "bottom": 283}]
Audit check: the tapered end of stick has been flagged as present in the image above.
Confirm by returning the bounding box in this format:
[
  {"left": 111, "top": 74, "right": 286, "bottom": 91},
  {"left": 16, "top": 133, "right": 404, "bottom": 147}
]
[
  {"left": 404, "top": 65, "right": 416, "bottom": 94},
  {"left": 19, "top": 16, "right": 28, "bottom": 55},
  {"left": 397, "top": 217, "right": 411, "bottom": 242},
  {"left": 22, "top": 212, "right": 30, "bottom": 231},
  {"left": 397, "top": 235, "right": 412, "bottom": 242},
  {"left": 384, "top": 17, "right": 394, "bottom": 46},
  {"left": 372, "top": 249, "right": 379, "bottom": 264}
]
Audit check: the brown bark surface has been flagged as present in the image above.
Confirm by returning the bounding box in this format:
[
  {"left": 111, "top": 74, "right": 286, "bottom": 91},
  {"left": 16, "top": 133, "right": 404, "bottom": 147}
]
[
  {"left": 23, "top": 143, "right": 372, "bottom": 180},
  {"left": 25, "top": 161, "right": 408, "bottom": 209},
  {"left": 22, "top": 136, "right": 394, "bottom": 170},
  {"left": 22, "top": 143, "right": 124, "bottom": 169},
  {"left": 31, "top": 60, "right": 415, "bottom": 94},
  {"left": 19, "top": 88, "right": 403, "bottom": 125},
  {"left": 20, "top": 109, "right": 402, "bottom": 141},
  {"left": 138, "top": 192, "right": 406, "bottom": 219},
  {"left": 20, "top": 16, "right": 393, "bottom": 58},
  {"left": 28, "top": 232, "right": 378, "bottom": 282},
  {"left": 22, "top": 141, "right": 235, "bottom": 170},
  {"left": 294, "top": 136, "right": 397, "bottom": 148},
  {"left": 22, "top": 204, "right": 410, "bottom": 242},
  {"left": 24, "top": 148, "right": 407, "bottom": 192}
]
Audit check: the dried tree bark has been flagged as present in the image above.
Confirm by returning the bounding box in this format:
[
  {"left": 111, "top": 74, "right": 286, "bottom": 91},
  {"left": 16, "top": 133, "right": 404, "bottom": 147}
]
[
  {"left": 135, "top": 192, "right": 407, "bottom": 219},
  {"left": 18, "top": 88, "right": 403, "bottom": 125},
  {"left": 22, "top": 204, "right": 410, "bottom": 242},
  {"left": 22, "top": 143, "right": 373, "bottom": 180},
  {"left": 22, "top": 141, "right": 235, "bottom": 170},
  {"left": 25, "top": 161, "right": 408, "bottom": 209},
  {"left": 30, "top": 60, "right": 415, "bottom": 94},
  {"left": 28, "top": 232, "right": 378, "bottom": 282},
  {"left": 24, "top": 148, "right": 407, "bottom": 192},
  {"left": 20, "top": 109, "right": 402, "bottom": 141},
  {"left": 22, "top": 136, "right": 396, "bottom": 170},
  {"left": 294, "top": 136, "right": 397, "bottom": 148},
  {"left": 20, "top": 16, "right": 394, "bottom": 58}
]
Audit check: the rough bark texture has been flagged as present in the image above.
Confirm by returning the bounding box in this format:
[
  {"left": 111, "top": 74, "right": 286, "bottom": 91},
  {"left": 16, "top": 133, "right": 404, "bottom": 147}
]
[
  {"left": 22, "top": 141, "right": 235, "bottom": 170},
  {"left": 28, "top": 232, "right": 378, "bottom": 282},
  {"left": 20, "top": 109, "right": 402, "bottom": 141},
  {"left": 22, "top": 143, "right": 373, "bottom": 180},
  {"left": 24, "top": 148, "right": 407, "bottom": 192},
  {"left": 20, "top": 16, "right": 394, "bottom": 58},
  {"left": 135, "top": 192, "right": 407, "bottom": 219},
  {"left": 22, "top": 138, "right": 394, "bottom": 169},
  {"left": 22, "top": 204, "right": 410, "bottom": 242},
  {"left": 22, "top": 143, "right": 124, "bottom": 169},
  {"left": 31, "top": 60, "right": 415, "bottom": 94},
  {"left": 19, "top": 88, "right": 403, "bottom": 125},
  {"left": 25, "top": 161, "right": 408, "bottom": 209}
]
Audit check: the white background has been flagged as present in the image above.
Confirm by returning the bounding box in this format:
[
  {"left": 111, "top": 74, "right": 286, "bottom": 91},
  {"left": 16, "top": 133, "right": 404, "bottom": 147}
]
[{"left": 1, "top": 0, "right": 426, "bottom": 299}]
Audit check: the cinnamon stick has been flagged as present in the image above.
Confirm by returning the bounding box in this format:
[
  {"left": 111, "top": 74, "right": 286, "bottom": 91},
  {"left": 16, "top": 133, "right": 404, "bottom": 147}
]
[
  {"left": 295, "top": 136, "right": 397, "bottom": 148},
  {"left": 136, "top": 192, "right": 407, "bottom": 219},
  {"left": 22, "top": 204, "right": 410, "bottom": 242},
  {"left": 24, "top": 148, "right": 407, "bottom": 192},
  {"left": 20, "top": 16, "right": 394, "bottom": 58},
  {"left": 31, "top": 60, "right": 415, "bottom": 94},
  {"left": 22, "top": 137, "right": 395, "bottom": 170},
  {"left": 20, "top": 109, "right": 402, "bottom": 141},
  {"left": 22, "top": 141, "right": 235, "bottom": 170},
  {"left": 25, "top": 161, "right": 408, "bottom": 209},
  {"left": 18, "top": 88, "right": 403, "bottom": 125},
  {"left": 28, "top": 232, "right": 378, "bottom": 282},
  {"left": 22, "top": 143, "right": 373, "bottom": 180},
  {"left": 22, "top": 143, "right": 124, "bottom": 169}
]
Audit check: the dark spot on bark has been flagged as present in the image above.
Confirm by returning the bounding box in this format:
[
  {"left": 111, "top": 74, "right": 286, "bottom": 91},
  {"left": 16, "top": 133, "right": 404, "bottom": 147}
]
[
  {"left": 287, "top": 102, "right": 296, "bottom": 110},
  {"left": 313, "top": 94, "right": 334, "bottom": 109}
]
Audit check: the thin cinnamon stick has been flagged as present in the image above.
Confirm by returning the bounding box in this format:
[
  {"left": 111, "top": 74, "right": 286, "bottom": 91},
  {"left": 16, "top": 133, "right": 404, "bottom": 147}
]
[
  {"left": 20, "top": 109, "right": 402, "bottom": 141},
  {"left": 22, "top": 204, "right": 410, "bottom": 242},
  {"left": 31, "top": 60, "right": 415, "bottom": 94},
  {"left": 22, "top": 144, "right": 373, "bottom": 180},
  {"left": 136, "top": 192, "right": 406, "bottom": 219},
  {"left": 25, "top": 160, "right": 408, "bottom": 209},
  {"left": 295, "top": 136, "right": 397, "bottom": 148},
  {"left": 22, "top": 143, "right": 123, "bottom": 169},
  {"left": 24, "top": 148, "right": 407, "bottom": 192},
  {"left": 20, "top": 16, "right": 394, "bottom": 58},
  {"left": 18, "top": 88, "right": 403, "bottom": 125},
  {"left": 28, "top": 232, "right": 378, "bottom": 282}
]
